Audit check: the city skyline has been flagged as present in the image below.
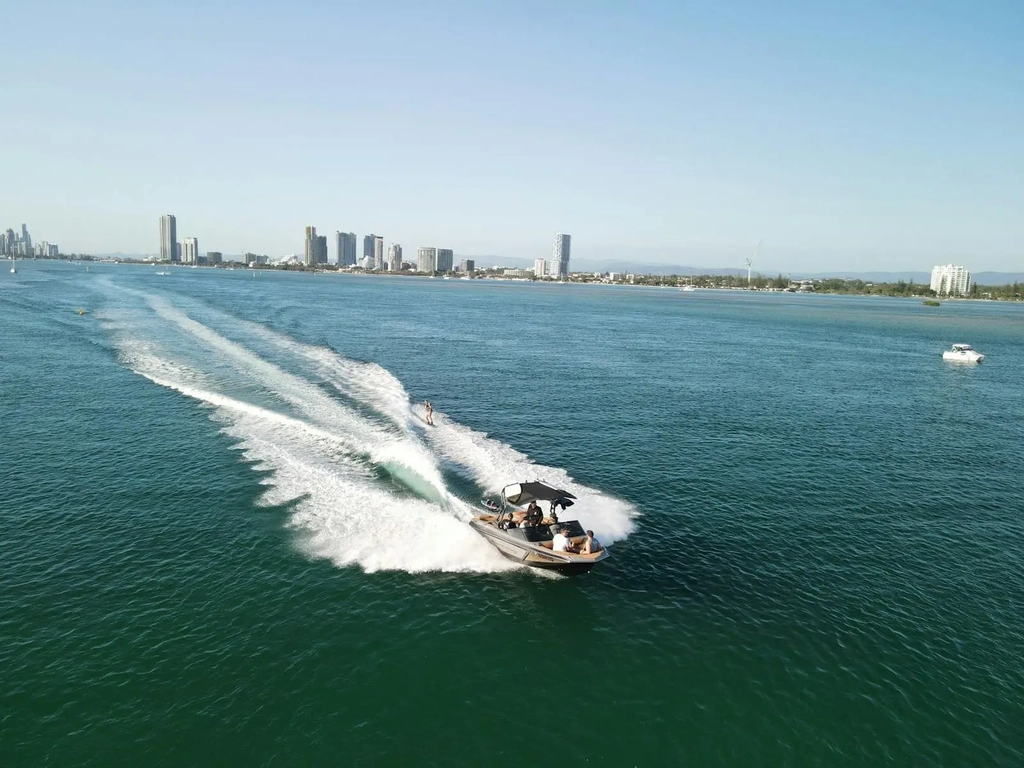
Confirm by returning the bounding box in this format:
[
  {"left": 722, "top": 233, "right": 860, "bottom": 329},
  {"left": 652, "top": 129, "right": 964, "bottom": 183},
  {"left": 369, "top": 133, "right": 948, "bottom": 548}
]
[{"left": 4, "top": 4, "right": 1022, "bottom": 272}]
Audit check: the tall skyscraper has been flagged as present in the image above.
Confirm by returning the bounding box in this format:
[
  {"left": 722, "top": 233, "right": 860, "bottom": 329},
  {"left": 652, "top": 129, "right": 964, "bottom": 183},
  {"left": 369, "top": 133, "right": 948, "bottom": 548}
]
[
  {"left": 417, "top": 247, "right": 437, "bottom": 273},
  {"left": 552, "top": 233, "right": 571, "bottom": 278},
  {"left": 182, "top": 237, "right": 199, "bottom": 264},
  {"left": 335, "top": 231, "right": 357, "bottom": 266},
  {"left": 338, "top": 232, "right": 357, "bottom": 266},
  {"left": 304, "top": 226, "right": 317, "bottom": 266},
  {"left": 930, "top": 264, "right": 972, "bottom": 296},
  {"left": 373, "top": 235, "right": 385, "bottom": 270},
  {"left": 436, "top": 248, "right": 454, "bottom": 273},
  {"left": 388, "top": 243, "right": 403, "bottom": 271},
  {"left": 159, "top": 215, "right": 177, "bottom": 262},
  {"left": 534, "top": 258, "right": 547, "bottom": 277},
  {"left": 316, "top": 234, "right": 328, "bottom": 264},
  {"left": 363, "top": 235, "right": 376, "bottom": 266},
  {"left": 459, "top": 259, "right": 475, "bottom": 273}
]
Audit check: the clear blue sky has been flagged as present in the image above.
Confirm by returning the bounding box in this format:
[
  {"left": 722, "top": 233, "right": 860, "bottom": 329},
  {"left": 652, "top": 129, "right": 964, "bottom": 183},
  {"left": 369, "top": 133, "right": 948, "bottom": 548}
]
[{"left": 3, "top": 0, "right": 1022, "bottom": 271}]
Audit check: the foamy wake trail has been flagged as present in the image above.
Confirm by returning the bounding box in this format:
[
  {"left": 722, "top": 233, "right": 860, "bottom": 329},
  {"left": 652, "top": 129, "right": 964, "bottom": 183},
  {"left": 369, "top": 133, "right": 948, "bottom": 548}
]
[
  {"left": 117, "top": 342, "right": 513, "bottom": 574},
  {"left": 105, "top": 288, "right": 634, "bottom": 573},
  {"left": 233, "top": 320, "right": 638, "bottom": 544},
  {"left": 146, "top": 296, "right": 452, "bottom": 503}
]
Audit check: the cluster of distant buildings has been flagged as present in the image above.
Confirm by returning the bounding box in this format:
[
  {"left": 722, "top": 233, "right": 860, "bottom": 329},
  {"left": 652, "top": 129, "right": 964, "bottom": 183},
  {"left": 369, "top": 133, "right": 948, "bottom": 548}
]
[
  {"left": 301, "top": 227, "right": 572, "bottom": 277},
  {"left": 0, "top": 223, "right": 59, "bottom": 258},
  {"left": 158, "top": 215, "right": 212, "bottom": 264},
  {"left": 929, "top": 264, "right": 972, "bottom": 296},
  {"left": 157, "top": 214, "right": 572, "bottom": 277}
]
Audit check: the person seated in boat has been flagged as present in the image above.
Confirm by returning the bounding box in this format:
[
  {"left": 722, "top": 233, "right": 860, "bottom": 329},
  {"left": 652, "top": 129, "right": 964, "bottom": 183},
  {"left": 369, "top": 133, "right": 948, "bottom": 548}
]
[
  {"left": 523, "top": 501, "right": 543, "bottom": 527},
  {"left": 552, "top": 526, "right": 577, "bottom": 553},
  {"left": 498, "top": 513, "right": 517, "bottom": 530},
  {"left": 580, "top": 530, "right": 602, "bottom": 555}
]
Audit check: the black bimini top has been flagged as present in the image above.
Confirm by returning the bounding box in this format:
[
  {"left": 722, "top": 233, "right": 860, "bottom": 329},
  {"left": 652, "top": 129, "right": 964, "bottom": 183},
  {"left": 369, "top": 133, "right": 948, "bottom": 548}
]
[{"left": 502, "top": 482, "right": 577, "bottom": 505}]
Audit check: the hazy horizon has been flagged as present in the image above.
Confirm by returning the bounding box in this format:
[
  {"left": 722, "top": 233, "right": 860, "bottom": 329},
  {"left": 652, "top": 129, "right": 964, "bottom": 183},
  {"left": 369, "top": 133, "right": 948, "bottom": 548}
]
[{"left": 3, "top": 1, "right": 1022, "bottom": 271}]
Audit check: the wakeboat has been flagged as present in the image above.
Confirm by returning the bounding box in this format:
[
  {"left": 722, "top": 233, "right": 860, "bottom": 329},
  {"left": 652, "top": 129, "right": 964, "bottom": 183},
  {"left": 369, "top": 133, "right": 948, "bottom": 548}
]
[
  {"left": 470, "top": 481, "right": 610, "bottom": 575},
  {"left": 943, "top": 344, "right": 984, "bottom": 363}
]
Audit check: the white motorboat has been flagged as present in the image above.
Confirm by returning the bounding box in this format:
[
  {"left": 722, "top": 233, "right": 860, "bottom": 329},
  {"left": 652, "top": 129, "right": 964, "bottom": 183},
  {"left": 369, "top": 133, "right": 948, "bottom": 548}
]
[
  {"left": 10, "top": 258, "right": 16, "bottom": 274},
  {"left": 470, "top": 482, "right": 609, "bottom": 575},
  {"left": 942, "top": 343, "right": 984, "bottom": 363}
]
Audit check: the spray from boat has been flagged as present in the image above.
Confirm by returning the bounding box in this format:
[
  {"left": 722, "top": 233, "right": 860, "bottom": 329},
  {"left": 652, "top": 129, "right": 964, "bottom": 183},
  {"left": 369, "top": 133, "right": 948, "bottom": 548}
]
[{"left": 100, "top": 287, "right": 636, "bottom": 574}]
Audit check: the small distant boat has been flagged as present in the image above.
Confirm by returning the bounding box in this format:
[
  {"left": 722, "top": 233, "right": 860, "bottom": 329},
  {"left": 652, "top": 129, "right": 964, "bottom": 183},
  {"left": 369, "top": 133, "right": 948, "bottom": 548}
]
[
  {"left": 10, "top": 258, "right": 16, "bottom": 274},
  {"left": 943, "top": 344, "right": 984, "bottom": 363},
  {"left": 77, "top": 308, "right": 86, "bottom": 315},
  {"left": 155, "top": 271, "right": 169, "bottom": 276}
]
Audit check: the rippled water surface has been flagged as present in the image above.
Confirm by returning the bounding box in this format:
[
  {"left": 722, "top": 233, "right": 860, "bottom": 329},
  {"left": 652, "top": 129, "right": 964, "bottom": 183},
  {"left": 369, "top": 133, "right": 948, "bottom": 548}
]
[{"left": 2, "top": 262, "right": 1022, "bottom": 766}]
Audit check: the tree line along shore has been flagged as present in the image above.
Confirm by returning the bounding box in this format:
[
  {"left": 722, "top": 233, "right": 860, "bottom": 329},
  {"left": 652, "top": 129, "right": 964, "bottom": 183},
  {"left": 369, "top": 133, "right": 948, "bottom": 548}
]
[{"left": 23, "top": 253, "right": 1024, "bottom": 301}]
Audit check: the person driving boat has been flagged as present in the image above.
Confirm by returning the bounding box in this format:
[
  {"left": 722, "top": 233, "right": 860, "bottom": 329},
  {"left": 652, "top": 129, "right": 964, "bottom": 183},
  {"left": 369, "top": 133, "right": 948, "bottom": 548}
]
[{"left": 523, "top": 501, "right": 543, "bottom": 527}]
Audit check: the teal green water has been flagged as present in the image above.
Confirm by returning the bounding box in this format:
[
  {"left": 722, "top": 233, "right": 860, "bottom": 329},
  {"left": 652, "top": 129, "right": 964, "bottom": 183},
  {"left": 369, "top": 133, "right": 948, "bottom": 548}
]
[{"left": 2, "top": 262, "right": 1022, "bottom": 766}]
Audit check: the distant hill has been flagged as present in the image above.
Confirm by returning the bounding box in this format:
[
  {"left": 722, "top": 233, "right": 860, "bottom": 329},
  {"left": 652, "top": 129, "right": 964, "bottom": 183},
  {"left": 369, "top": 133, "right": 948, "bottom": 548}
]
[{"left": 973, "top": 272, "right": 1024, "bottom": 285}]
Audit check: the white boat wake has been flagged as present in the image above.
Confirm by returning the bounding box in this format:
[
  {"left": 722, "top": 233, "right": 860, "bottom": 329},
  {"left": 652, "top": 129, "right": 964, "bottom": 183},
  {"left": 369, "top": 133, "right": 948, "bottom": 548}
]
[{"left": 100, "top": 288, "right": 637, "bottom": 574}]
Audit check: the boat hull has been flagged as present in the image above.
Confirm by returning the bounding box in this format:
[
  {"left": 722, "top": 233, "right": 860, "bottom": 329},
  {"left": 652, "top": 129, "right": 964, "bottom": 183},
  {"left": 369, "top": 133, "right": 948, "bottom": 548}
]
[
  {"left": 470, "top": 518, "right": 607, "bottom": 575},
  {"left": 943, "top": 352, "right": 984, "bottom": 363}
]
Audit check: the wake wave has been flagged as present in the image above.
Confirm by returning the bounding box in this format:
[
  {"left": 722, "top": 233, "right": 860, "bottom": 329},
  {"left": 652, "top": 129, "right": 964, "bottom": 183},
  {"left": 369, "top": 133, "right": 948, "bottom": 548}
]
[{"left": 102, "top": 289, "right": 636, "bottom": 574}]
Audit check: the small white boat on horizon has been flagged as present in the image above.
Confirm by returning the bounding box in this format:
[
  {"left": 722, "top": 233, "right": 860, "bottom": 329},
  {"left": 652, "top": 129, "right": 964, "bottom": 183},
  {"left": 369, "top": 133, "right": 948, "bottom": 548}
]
[{"left": 943, "top": 344, "right": 984, "bottom": 363}]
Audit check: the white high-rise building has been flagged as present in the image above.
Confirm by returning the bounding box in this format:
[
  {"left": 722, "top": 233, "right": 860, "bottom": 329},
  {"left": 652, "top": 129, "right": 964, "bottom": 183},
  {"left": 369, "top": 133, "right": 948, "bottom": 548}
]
[
  {"left": 374, "top": 235, "right": 385, "bottom": 270},
  {"left": 388, "top": 243, "right": 403, "bottom": 271},
  {"left": 182, "top": 237, "right": 199, "bottom": 264},
  {"left": 551, "top": 233, "right": 571, "bottom": 278},
  {"left": 534, "top": 258, "right": 547, "bottom": 277},
  {"left": 304, "top": 226, "right": 317, "bottom": 267},
  {"left": 417, "top": 247, "right": 437, "bottom": 273},
  {"left": 930, "top": 264, "right": 972, "bottom": 296},
  {"left": 160, "top": 215, "right": 177, "bottom": 262}
]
